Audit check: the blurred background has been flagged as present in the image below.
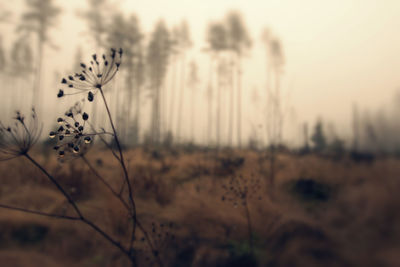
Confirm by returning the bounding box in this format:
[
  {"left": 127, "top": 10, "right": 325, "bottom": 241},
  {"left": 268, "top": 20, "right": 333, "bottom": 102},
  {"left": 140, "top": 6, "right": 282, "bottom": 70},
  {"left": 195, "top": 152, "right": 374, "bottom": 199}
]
[
  {"left": 1, "top": 0, "right": 400, "bottom": 151},
  {"left": 2, "top": 1, "right": 400, "bottom": 266}
]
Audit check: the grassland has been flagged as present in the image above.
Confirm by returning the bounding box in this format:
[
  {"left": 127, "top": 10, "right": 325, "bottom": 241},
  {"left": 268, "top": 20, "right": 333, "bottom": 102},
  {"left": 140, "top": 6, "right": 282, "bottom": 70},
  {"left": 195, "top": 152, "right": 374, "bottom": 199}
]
[{"left": 0, "top": 147, "right": 399, "bottom": 266}]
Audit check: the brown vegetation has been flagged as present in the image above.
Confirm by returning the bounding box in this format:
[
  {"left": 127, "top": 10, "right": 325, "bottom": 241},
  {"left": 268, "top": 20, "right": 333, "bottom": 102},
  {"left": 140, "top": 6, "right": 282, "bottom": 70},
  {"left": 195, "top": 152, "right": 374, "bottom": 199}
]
[{"left": 0, "top": 148, "right": 399, "bottom": 266}]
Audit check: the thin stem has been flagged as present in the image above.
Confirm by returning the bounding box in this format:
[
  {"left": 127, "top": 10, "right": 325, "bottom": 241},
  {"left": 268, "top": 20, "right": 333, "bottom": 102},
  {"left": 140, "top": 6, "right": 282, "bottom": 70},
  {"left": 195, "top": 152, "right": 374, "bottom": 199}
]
[
  {"left": 87, "top": 121, "right": 121, "bottom": 161},
  {"left": 81, "top": 155, "right": 129, "bottom": 210},
  {"left": 24, "top": 153, "right": 84, "bottom": 219},
  {"left": 23, "top": 153, "right": 136, "bottom": 265},
  {"left": 136, "top": 220, "right": 164, "bottom": 267},
  {"left": 244, "top": 202, "right": 254, "bottom": 254},
  {"left": 99, "top": 88, "right": 137, "bottom": 249},
  {"left": 0, "top": 204, "right": 80, "bottom": 220}
]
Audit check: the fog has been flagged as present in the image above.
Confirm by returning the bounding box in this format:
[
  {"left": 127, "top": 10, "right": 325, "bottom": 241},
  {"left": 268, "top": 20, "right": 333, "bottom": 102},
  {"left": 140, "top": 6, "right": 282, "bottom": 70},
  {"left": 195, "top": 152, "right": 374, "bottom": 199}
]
[{"left": 1, "top": 0, "right": 400, "bottom": 149}]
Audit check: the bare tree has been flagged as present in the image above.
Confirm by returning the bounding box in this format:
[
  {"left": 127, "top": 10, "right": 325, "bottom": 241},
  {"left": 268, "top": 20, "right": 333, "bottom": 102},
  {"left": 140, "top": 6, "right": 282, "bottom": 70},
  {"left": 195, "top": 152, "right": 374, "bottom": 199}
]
[
  {"left": 106, "top": 12, "right": 143, "bottom": 145},
  {"left": 167, "top": 26, "right": 181, "bottom": 139},
  {"left": 188, "top": 60, "right": 199, "bottom": 143},
  {"left": 78, "top": 0, "right": 112, "bottom": 129},
  {"left": 352, "top": 103, "right": 360, "bottom": 152},
  {"left": 147, "top": 20, "right": 171, "bottom": 145},
  {"left": 206, "top": 21, "right": 228, "bottom": 148},
  {"left": 261, "top": 29, "right": 285, "bottom": 189},
  {"left": 175, "top": 20, "right": 192, "bottom": 143},
  {"left": 225, "top": 11, "right": 252, "bottom": 148},
  {"left": 78, "top": 0, "right": 110, "bottom": 49},
  {"left": 18, "top": 0, "right": 61, "bottom": 113}
]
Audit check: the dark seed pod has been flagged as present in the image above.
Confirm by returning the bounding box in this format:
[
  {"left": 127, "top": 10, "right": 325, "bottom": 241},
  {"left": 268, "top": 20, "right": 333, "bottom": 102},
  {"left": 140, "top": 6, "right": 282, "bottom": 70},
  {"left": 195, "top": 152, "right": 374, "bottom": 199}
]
[
  {"left": 82, "top": 112, "right": 89, "bottom": 121},
  {"left": 57, "top": 89, "right": 64, "bottom": 98},
  {"left": 88, "top": 91, "right": 94, "bottom": 102}
]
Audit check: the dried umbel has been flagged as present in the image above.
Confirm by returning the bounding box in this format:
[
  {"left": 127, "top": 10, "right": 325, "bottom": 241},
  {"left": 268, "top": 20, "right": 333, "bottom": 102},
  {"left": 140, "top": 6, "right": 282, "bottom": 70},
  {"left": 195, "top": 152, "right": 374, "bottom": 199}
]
[
  {"left": 49, "top": 101, "right": 95, "bottom": 160},
  {"left": 221, "top": 174, "right": 261, "bottom": 253},
  {"left": 0, "top": 108, "right": 42, "bottom": 161},
  {"left": 57, "top": 48, "right": 123, "bottom": 102},
  {"left": 139, "top": 221, "right": 176, "bottom": 265},
  {"left": 221, "top": 174, "right": 262, "bottom": 207}
]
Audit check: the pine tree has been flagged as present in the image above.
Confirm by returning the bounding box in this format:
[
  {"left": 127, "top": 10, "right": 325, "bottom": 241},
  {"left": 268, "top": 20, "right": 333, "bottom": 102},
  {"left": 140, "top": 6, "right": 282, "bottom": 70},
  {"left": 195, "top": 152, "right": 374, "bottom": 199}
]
[{"left": 18, "top": 0, "right": 61, "bottom": 113}]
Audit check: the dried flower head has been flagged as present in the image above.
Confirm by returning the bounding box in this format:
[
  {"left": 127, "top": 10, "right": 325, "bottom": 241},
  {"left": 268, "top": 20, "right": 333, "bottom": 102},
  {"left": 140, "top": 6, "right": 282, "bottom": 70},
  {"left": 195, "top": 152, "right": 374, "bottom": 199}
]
[
  {"left": 221, "top": 174, "right": 261, "bottom": 207},
  {"left": 139, "top": 221, "right": 176, "bottom": 265},
  {"left": 49, "top": 101, "right": 95, "bottom": 160},
  {"left": 0, "top": 108, "right": 42, "bottom": 160},
  {"left": 58, "top": 48, "right": 123, "bottom": 102}
]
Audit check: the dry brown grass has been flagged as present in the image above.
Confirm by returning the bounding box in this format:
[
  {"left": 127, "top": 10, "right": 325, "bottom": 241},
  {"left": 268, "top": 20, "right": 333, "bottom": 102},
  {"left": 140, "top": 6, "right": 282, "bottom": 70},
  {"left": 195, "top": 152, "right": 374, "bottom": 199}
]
[{"left": 0, "top": 148, "right": 399, "bottom": 266}]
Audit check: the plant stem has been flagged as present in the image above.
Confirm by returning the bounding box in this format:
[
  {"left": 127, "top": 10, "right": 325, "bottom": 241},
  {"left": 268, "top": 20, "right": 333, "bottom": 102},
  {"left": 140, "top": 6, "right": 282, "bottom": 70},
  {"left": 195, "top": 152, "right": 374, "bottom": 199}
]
[
  {"left": 23, "top": 153, "right": 136, "bottom": 263},
  {"left": 244, "top": 202, "right": 254, "bottom": 254},
  {"left": 81, "top": 155, "right": 129, "bottom": 210},
  {"left": 99, "top": 88, "right": 137, "bottom": 247},
  {"left": 0, "top": 204, "right": 80, "bottom": 220},
  {"left": 99, "top": 87, "right": 163, "bottom": 266},
  {"left": 24, "top": 153, "right": 83, "bottom": 219}
]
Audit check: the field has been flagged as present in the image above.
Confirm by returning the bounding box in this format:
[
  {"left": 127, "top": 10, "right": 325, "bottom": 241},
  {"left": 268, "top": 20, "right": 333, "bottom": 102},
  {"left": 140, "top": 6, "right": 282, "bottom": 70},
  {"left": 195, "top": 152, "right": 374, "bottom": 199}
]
[{"left": 0, "top": 147, "right": 399, "bottom": 267}]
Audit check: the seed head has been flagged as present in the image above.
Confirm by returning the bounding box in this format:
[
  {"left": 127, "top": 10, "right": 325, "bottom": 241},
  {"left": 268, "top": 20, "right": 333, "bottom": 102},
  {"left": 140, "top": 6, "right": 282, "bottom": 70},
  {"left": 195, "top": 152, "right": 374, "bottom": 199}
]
[
  {"left": 58, "top": 48, "right": 122, "bottom": 99},
  {"left": 49, "top": 102, "right": 96, "bottom": 161},
  {"left": 0, "top": 108, "right": 42, "bottom": 161}
]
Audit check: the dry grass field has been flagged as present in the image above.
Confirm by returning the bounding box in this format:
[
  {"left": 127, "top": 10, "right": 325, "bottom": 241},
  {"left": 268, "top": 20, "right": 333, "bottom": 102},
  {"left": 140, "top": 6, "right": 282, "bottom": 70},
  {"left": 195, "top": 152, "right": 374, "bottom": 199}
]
[{"left": 0, "top": 147, "right": 399, "bottom": 266}]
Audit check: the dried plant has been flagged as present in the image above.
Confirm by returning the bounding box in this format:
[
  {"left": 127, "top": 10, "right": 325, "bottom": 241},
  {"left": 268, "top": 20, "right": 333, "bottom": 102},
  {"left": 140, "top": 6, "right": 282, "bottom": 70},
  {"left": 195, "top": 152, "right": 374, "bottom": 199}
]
[
  {"left": 222, "top": 174, "right": 261, "bottom": 253},
  {"left": 0, "top": 108, "right": 41, "bottom": 161},
  {"left": 0, "top": 49, "right": 163, "bottom": 267},
  {"left": 138, "top": 221, "right": 176, "bottom": 266},
  {"left": 57, "top": 48, "right": 122, "bottom": 102}
]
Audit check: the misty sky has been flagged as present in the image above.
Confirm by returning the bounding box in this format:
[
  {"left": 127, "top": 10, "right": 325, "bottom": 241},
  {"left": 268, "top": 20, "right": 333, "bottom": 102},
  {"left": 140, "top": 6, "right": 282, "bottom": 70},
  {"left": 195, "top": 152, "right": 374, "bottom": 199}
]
[{"left": 2, "top": 0, "right": 400, "bottom": 145}]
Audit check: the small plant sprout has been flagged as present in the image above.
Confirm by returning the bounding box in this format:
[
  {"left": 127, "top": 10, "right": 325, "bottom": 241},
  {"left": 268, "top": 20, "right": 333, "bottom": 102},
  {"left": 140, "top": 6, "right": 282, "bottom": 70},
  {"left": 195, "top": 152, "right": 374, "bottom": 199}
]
[
  {"left": 0, "top": 108, "right": 42, "bottom": 161},
  {"left": 222, "top": 174, "right": 261, "bottom": 254},
  {"left": 58, "top": 48, "right": 122, "bottom": 102}
]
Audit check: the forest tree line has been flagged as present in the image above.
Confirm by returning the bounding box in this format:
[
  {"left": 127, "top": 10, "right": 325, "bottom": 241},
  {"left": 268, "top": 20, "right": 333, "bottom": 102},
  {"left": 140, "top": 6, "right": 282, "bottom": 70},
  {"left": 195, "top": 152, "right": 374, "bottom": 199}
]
[{"left": 0, "top": 0, "right": 399, "bottom": 153}]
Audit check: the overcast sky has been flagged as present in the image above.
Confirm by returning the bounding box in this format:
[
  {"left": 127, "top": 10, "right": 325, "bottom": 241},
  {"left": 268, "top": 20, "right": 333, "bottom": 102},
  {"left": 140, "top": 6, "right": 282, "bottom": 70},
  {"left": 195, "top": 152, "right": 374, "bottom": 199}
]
[{"left": 2, "top": 0, "right": 400, "bottom": 144}]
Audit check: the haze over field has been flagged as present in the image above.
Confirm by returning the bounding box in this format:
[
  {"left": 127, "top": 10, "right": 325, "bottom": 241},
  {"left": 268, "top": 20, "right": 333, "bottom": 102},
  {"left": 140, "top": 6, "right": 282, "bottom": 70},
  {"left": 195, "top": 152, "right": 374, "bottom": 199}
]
[{"left": 1, "top": 0, "right": 400, "bottom": 146}]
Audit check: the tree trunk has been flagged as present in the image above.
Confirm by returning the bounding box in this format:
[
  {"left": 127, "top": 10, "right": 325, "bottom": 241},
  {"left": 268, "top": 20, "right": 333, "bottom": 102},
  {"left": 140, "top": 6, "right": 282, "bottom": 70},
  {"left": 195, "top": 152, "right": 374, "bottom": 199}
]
[
  {"left": 236, "top": 55, "right": 242, "bottom": 148},
  {"left": 191, "top": 85, "right": 195, "bottom": 143},
  {"left": 168, "top": 55, "right": 177, "bottom": 137},
  {"left": 125, "top": 76, "right": 134, "bottom": 145},
  {"left": 228, "top": 56, "right": 234, "bottom": 147},
  {"left": 176, "top": 52, "right": 186, "bottom": 143},
  {"left": 33, "top": 38, "right": 43, "bottom": 114},
  {"left": 216, "top": 56, "right": 222, "bottom": 149},
  {"left": 207, "top": 57, "right": 214, "bottom": 147},
  {"left": 134, "top": 82, "right": 141, "bottom": 146}
]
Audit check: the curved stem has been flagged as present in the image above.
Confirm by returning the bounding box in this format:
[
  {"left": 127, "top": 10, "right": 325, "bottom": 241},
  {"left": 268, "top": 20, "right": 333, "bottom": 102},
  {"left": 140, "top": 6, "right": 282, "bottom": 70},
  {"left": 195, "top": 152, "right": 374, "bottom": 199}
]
[
  {"left": 99, "top": 88, "right": 137, "bottom": 248},
  {"left": 81, "top": 155, "right": 129, "bottom": 210},
  {"left": 24, "top": 153, "right": 84, "bottom": 219},
  {"left": 0, "top": 203, "right": 80, "bottom": 220},
  {"left": 23, "top": 153, "right": 136, "bottom": 264}
]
